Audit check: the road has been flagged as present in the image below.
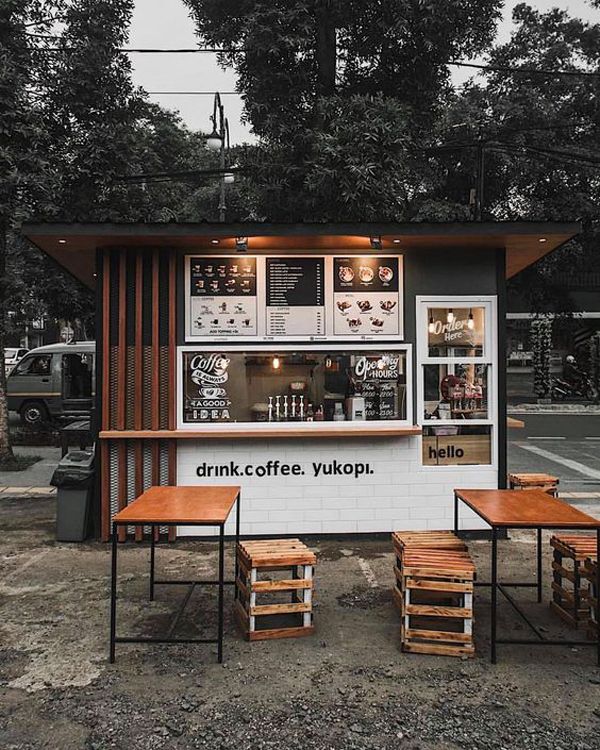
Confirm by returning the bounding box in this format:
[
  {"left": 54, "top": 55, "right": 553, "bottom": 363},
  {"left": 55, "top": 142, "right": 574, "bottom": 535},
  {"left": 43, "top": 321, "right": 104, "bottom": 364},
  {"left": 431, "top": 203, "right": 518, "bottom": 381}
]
[{"left": 509, "top": 414, "right": 600, "bottom": 496}]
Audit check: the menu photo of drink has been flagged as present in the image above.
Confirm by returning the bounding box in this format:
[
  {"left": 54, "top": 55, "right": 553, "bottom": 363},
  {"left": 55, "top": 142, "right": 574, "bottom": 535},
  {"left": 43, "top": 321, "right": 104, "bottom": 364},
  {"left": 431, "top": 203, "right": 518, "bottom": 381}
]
[
  {"left": 333, "top": 256, "right": 402, "bottom": 338},
  {"left": 188, "top": 256, "right": 257, "bottom": 339},
  {"left": 266, "top": 257, "right": 325, "bottom": 337}
]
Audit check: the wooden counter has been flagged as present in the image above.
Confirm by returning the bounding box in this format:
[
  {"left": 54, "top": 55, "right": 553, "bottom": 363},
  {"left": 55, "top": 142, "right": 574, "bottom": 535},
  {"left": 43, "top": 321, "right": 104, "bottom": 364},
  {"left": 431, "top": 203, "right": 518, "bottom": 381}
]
[{"left": 99, "top": 425, "right": 422, "bottom": 440}]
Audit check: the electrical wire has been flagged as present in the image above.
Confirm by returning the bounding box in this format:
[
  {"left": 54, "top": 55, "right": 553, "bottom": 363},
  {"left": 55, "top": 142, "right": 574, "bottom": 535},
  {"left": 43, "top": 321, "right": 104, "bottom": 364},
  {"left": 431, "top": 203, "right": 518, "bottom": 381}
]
[{"left": 21, "top": 36, "right": 600, "bottom": 79}]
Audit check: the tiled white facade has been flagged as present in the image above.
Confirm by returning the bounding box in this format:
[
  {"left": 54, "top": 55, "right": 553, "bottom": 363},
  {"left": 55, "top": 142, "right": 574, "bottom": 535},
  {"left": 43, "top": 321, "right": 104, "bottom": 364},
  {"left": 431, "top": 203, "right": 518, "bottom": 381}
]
[{"left": 177, "top": 437, "right": 497, "bottom": 536}]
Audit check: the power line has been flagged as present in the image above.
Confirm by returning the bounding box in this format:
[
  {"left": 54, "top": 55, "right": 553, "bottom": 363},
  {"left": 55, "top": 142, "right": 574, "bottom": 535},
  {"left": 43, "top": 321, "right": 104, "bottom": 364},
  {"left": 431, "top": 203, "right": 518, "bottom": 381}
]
[
  {"left": 21, "top": 37, "right": 600, "bottom": 79},
  {"left": 448, "top": 60, "right": 600, "bottom": 79},
  {"left": 146, "top": 91, "right": 240, "bottom": 96}
]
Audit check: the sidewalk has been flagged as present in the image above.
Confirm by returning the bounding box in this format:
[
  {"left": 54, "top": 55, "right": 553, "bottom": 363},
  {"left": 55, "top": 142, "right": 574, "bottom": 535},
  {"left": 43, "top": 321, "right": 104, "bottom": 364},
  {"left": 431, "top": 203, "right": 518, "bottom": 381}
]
[{"left": 0, "top": 446, "right": 61, "bottom": 497}]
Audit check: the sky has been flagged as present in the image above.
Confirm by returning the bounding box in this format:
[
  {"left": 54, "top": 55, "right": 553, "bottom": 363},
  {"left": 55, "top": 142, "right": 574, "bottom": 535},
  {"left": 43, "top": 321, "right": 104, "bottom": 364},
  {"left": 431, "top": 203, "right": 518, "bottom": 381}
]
[{"left": 129, "top": 0, "right": 599, "bottom": 145}]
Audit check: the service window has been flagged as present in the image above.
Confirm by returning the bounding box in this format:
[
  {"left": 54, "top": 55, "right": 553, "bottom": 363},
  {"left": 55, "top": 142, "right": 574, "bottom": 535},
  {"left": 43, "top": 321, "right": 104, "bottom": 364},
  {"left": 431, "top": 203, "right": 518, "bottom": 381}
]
[
  {"left": 418, "top": 297, "right": 496, "bottom": 467},
  {"left": 178, "top": 346, "right": 411, "bottom": 427}
]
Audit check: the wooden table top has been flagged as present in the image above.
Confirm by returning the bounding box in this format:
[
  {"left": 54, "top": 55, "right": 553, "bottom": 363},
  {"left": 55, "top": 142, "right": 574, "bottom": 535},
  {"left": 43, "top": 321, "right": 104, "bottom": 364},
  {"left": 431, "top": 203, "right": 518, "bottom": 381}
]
[
  {"left": 112, "top": 485, "right": 240, "bottom": 525},
  {"left": 455, "top": 488, "right": 600, "bottom": 529}
]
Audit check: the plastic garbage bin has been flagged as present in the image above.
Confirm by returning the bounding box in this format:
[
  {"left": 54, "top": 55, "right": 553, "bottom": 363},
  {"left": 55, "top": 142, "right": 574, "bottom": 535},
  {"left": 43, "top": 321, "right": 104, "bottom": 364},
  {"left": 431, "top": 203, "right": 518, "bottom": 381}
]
[{"left": 50, "top": 449, "right": 95, "bottom": 541}]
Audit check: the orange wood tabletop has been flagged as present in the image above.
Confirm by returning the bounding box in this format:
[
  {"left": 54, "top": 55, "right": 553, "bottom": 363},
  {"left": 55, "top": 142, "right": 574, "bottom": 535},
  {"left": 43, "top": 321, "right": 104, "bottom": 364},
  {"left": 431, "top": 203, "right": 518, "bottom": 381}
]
[
  {"left": 455, "top": 488, "right": 600, "bottom": 529},
  {"left": 112, "top": 485, "right": 240, "bottom": 525}
]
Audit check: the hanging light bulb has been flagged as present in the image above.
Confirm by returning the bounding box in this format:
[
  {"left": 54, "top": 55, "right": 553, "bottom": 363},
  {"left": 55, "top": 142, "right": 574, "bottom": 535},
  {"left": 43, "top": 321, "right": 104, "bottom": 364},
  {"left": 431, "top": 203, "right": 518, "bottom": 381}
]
[
  {"left": 467, "top": 309, "right": 475, "bottom": 330},
  {"left": 428, "top": 314, "right": 435, "bottom": 334},
  {"left": 325, "top": 354, "right": 332, "bottom": 369},
  {"left": 447, "top": 308, "right": 454, "bottom": 323},
  {"left": 272, "top": 356, "right": 281, "bottom": 370}
]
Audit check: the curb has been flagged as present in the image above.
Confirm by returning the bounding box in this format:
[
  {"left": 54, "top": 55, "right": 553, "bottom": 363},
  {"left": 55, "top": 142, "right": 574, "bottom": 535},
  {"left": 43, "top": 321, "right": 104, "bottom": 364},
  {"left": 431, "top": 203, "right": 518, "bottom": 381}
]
[{"left": 0, "top": 486, "right": 56, "bottom": 498}]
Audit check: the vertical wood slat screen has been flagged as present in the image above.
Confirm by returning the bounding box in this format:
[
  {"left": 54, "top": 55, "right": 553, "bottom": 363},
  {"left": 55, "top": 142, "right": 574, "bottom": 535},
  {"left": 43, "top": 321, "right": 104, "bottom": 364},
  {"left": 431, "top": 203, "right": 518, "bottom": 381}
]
[{"left": 100, "top": 247, "right": 178, "bottom": 542}]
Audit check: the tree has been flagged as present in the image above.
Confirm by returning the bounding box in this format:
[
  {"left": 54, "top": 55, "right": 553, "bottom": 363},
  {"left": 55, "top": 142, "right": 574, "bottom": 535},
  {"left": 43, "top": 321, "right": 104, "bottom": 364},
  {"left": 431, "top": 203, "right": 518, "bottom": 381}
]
[
  {"left": 531, "top": 316, "right": 553, "bottom": 400},
  {"left": 433, "top": 4, "right": 600, "bottom": 314},
  {"left": 183, "top": 0, "right": 502, "bottom": 219},
  {"left": 0, "top": 1, "right": 58, "bottom": 464}
]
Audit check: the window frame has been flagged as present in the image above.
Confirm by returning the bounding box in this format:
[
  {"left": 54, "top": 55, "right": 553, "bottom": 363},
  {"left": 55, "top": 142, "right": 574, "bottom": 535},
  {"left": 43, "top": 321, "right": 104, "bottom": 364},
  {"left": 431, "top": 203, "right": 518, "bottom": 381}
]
[
  {"left": 416, "top": 295, "right": 497, "bottom": 469},
  {"left": 177, "top": 343, "right": 413, "bottom": 431}
]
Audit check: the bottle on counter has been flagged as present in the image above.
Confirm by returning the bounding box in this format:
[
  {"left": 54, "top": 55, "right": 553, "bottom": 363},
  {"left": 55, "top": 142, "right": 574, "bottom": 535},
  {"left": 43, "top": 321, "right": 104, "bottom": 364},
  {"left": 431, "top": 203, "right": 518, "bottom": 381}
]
[
  {"left": 333, "top": 402, "right": 346, "bottom": 421},
  {"left": 314, "top": 404, "right": 324, "bottom": 421},
  {"left": 306, "top": 402, "right": 314, "bottom": 421}
]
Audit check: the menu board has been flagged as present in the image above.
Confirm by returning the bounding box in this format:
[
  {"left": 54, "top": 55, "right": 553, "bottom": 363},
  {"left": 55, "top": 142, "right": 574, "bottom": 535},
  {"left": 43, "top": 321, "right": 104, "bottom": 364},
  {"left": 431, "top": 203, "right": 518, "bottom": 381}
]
[
  {"left": 266, "top": 257, "right": 325, "bottom": 337},
  {"left": 185, "top": 253, "right": 403, "bottom": 342},
  {"left": 188, "top": 256, "right": 257, "bottom": 337},
  {"left": 333, "top": 256, "right": 400, "bottom": 337}
]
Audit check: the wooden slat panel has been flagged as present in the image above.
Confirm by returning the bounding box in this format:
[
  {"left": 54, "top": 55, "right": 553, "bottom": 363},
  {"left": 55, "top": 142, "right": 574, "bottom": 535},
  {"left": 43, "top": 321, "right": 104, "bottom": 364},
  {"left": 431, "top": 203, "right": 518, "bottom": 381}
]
[
  {"left": 117, "top": 253, "right": 127, "bottom": 430},
  {"left": 134, "top": 440, "right": 143, "bottom": 541},
  {"left": 168, "top": 439, "right": 177, "bottom": 542},
  {"left": 101, "top": 250, "right": 111, "bottom": 430},
  {"left": 151, "top": 249, "right": 160, "bottom": 431},
  {"left": 117, "top": 441, "right": 127, "bottom": 542},
  {"left": 168, "top": 251, "right": 176, "bottom": 431},
  {"left": 100, "top": 439, "right": 110, "bottom": 542},
  {"left": 134, "top": 251, "right": 143, "bottom": 431}
]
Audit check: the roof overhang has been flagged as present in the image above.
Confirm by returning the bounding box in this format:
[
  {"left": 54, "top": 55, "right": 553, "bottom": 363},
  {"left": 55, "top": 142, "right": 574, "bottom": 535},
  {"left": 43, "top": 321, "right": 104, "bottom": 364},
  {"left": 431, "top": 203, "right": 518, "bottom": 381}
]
[{"left": 21, "top": 221, "right": 580, "bottom": 289}]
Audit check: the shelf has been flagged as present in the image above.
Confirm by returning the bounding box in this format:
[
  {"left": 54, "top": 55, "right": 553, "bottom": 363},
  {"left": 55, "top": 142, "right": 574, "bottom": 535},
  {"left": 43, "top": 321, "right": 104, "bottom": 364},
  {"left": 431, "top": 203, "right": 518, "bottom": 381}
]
[{"left": 99, "top": 425, "right": 422, "bottom": 440}]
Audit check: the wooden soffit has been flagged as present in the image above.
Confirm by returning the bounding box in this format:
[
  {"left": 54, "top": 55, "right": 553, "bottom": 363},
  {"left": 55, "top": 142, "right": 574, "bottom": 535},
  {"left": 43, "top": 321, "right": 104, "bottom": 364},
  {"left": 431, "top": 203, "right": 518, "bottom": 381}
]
[{"left": 21, "top": 220, "right": 580, "bottom": 288}]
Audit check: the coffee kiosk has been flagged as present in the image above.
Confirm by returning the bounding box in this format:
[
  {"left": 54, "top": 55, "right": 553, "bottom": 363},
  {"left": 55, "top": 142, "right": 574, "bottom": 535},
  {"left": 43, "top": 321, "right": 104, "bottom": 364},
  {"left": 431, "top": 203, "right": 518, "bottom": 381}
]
[{"left": 22, "top": 221, "right": 579, "bottom": 539}]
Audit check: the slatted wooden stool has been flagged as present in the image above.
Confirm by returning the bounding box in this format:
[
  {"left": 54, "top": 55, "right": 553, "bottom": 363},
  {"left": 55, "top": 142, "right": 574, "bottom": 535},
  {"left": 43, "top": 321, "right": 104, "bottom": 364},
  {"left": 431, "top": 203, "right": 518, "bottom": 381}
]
[
  {"left": 399, "top": 549, "right": 475, "bottom": 658},
  {"left": 585, "top": 557, "right": 598, "bottom": 640},
  {"left": 391, "top": 531, "right": 467, "bottom": 612},
  {"left": 549, "top": 534, "right": 597, "bottom": 628},
  {"left": 508, "top": 473, "right": 559, "bottom": 496},
  {"left": 235, "top": 539, "right": 316, "bottom": 641}
]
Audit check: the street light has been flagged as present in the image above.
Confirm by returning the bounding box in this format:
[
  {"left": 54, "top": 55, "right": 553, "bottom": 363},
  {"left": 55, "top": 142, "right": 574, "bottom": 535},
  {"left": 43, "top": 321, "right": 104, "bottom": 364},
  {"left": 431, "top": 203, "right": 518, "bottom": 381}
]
[{"left": 207, "top": 92, "right": 233, "bottom": 222}]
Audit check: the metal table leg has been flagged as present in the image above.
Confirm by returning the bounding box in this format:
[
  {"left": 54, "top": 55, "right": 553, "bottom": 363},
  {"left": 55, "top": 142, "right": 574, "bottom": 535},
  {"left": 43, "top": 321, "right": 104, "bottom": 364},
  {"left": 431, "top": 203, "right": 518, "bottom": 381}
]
[
  {"left": 150, "top": 526, "right": 156, "bottom": 601},
  {"left": 453, "top": 491, "right": 459, "bottom": 534},
  {"left": 217, "top": 522, "right": 225, "bottom": 663},
  {"left": 597, "top": 528, "right": 600, "bottom": 667},
  {"left": 537, "top": 528, "right": 542, "bottom": 603},
  {"left": 491, "top": 527, "right": 498, "bottom": 664},
  {"left": 109, "top": 522, "right": 118, "bottom": 663}
]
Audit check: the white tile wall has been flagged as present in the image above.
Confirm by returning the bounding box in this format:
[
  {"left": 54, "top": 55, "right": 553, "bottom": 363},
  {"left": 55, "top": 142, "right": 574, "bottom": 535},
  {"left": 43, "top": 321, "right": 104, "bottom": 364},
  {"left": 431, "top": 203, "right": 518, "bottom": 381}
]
[{"left": 177, "top": 437, "right": 496, "bottom": 536}]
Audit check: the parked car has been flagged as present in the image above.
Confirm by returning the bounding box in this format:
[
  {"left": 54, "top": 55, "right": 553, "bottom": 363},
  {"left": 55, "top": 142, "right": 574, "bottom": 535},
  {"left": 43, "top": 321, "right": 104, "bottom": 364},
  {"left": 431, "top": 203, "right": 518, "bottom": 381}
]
[
  {"left": 6, "top": 341, "right": 95, "bottom": 427},
  {"left": 4, "top": 347, "right": 29, "bottom": 376}
]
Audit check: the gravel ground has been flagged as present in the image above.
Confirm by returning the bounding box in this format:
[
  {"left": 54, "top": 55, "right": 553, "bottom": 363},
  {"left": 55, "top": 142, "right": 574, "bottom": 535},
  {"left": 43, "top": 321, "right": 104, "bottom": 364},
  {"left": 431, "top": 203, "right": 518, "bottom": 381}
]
[{"left": 1, "top": 495, "right": 600, "bottom": 750}]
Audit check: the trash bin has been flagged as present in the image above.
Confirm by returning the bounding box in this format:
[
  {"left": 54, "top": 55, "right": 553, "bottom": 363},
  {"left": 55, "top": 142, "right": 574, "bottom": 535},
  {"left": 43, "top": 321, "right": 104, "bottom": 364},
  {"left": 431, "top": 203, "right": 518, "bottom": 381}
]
[{"left": 50, "top": 449, "right": 95, "bottom": 542}]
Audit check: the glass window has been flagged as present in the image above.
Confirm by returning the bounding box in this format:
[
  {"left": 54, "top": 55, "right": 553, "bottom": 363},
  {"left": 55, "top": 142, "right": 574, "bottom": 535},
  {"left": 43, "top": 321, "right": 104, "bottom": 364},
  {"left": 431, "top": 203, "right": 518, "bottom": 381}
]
[
  {"left": 422, "top": 363, "right": 489, "bottom": 421},
  {"left": 13, "top": 354, "right": 52, "bottom": 376},
  {"left": 427, "top": 306, "right": 485, "bottom": 358},
  {"left": 422, "top": 425, "right": 492, "bottom": 466},
  {"left": 181, "top": 349, "right": 408, "bottom": 425}
]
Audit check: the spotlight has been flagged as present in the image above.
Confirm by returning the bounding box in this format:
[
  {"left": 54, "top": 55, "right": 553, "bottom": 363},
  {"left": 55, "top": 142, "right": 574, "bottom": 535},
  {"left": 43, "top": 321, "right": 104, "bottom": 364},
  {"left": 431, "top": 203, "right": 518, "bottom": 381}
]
[
  {"left": 272, "top": 356, "right": 281, "bottom": 370},
  {"left": 210, "top": 239, "right": 220, "bottom": 245},
  {"left": 539, "top": 237, "right": 547, "bottom": 243},
  {"left": 392, "top": 238, "right": 401, "bottom": 245},
  {"left": 58, "top": 239, "right": 67, "bottom": 244},
  {"left": 370, "top": 235, "right": 382, "bottom": 250},
  {"left": 467, "top": 309, "right": 475, "bottom": 330},
  {"left": 235, "top": 236, "right": 248, "bottom": 252}
]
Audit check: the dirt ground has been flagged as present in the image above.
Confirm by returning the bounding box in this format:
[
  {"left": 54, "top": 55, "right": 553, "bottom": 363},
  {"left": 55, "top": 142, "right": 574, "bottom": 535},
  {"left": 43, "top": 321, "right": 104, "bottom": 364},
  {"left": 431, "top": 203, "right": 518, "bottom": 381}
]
[{"left": 1, "top": 495, "right": 600, "bottom": 750}]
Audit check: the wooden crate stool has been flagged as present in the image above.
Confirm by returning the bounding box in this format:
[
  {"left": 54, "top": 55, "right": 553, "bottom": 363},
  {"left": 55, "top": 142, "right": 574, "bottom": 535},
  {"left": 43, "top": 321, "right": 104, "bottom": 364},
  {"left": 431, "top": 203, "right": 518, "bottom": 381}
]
[
  {"left": 235, "top": 539, "right": 316, "bottom": 641},
  {"left": 585, "top": 557, "right": 598, "bottom": 640},
  {"left": 391, "top": 531, "right": 467, "bottom": 612},
  {"left": 400, "top": 549, "right": 475, "bottom": 658},
  {"left": 508, "top": 473, "right": 559, "bottom": 496},
  {"left": 549, "top": 534, "right": 597, "bottom": 628}
]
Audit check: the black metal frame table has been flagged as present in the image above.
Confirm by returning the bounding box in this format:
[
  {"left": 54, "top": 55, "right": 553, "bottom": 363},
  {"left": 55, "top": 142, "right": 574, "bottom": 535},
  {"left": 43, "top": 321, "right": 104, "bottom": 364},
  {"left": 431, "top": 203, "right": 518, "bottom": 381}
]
[
  {"left": 109, "top": 484, "right": 241, "bottom": 664},
  {"left": 454, "top": 488, "right": 600, "bottom": 664}
]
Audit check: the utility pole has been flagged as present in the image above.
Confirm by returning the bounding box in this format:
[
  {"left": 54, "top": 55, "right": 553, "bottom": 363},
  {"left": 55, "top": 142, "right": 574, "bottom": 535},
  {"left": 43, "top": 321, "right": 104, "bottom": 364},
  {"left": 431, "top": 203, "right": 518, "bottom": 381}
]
[{"left": 475, "top": 129, "right": 485, "bottom": 221}]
